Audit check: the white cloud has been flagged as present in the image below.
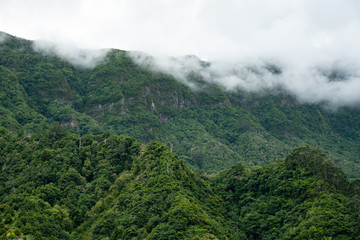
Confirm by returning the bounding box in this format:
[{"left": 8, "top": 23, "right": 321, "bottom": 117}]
[
  {"left": 32, "top": 40, "right": 108, "bottom": 69},
  {"left": 131, "top": 52, "right": 360, "bottom": 108},
  {"left": 1, "top": 0, "right": 360, "bottom": 106},
  {"left": 0, "top": 31, "right": 7, "bottom": 44}
]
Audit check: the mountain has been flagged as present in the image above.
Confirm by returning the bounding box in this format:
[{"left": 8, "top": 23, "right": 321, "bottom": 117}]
[
  {"left": 212, "top": 145, "right": 360, "bottom": 239},
  {"left": 0, "top": 32, "right": 360, "bottom": 179},
  {"left": 0, "top": 31, "right": 359, "bottom": 239},
  {"left": 0, "top": 128, "right": 359, "bottom": 239}
]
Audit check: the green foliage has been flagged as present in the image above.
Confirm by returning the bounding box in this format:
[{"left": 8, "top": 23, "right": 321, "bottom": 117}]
[
  {"left": 0, "top": 126, "right": 359, "bottom": 239},
  {"left": 72, "top": 141, "right": 230, "bottom": 239},
  {"left": 211, "top": 146, "right": 360, "bottom": 239},
  {"left": 1, "top": 32, "right": 360, "bottom": 177},
  {"left": 1, "top": 32, "right": 360, "bottom": 238},
  {"left": 0, "top": 127, "right": 141, "bottom": 239}
]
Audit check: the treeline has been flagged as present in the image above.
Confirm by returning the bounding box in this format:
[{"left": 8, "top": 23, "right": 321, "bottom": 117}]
[{"left": 0, "top": 127, "right": 359, "bottom": 239}]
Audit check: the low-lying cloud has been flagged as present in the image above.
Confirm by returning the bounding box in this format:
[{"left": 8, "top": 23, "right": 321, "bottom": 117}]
[
  {"left": 1, "top": 0, "right": 360, "bottom": 108},
  {"left": 0, "top": 32, "right": 7, "bottom": 44},
  {"left": 130, "top": 52, "right": 360, "bottom": 109},
  {"left": 32, "top": 40, "right": 108, "bottom": 69}
]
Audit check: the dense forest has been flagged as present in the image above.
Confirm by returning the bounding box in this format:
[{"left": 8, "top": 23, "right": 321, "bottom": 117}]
[
  {"left": 0, "top": 127, "right": 359, "bottom": 239},
  {"left": 0, "top": 32, "right": 359, "bottom": 177},
  {"left": 0, "top": 32, "right": 360, "bottom": 239}
]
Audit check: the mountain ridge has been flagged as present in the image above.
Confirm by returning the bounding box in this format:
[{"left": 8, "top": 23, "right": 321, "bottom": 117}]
[
  {"left": 0, "top": 31, "right": 360, "bottom": 177},
  {"left": 0, "top": 127, "right": 359, "bottom": 239}
]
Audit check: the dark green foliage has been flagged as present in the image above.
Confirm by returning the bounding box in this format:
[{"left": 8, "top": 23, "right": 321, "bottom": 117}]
[
  {"left": 1, "top": 32, "right": 360, "bottom": 238},
  {"left": 0, "top": 32, "right": 360, "bottom": 177},
  {"left": 0, "top": 127, "right": 141, "bottom": 239},
  {"left": 72, "top": 141, "right": 230, "bottom": 239},
  {"left": 285, "top": 146, "right": 349, "bottom": 191},
  {"left": 0, "top": 129, "right": 359, "bottom": 239},
  {"left": 211, "top": 146, "right": 360, "bottom": 239}
]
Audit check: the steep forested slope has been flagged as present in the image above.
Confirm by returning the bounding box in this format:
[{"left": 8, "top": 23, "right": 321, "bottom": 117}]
[
  {"left": 212, "top": 146, "right": 360, "bottom": 239},
  {"left": 0, "top": 128, "right": 359, "bottom": 239},
  {"left": 0, "top": 32, "right": 360, "bottom": 177},
  {"left": 0, "top": 126, "right": 140, "bottom": 239}
]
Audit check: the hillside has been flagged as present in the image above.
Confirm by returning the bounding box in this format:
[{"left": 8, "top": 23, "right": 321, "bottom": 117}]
[
  {"left": 0, "top": 128, "right": 359, "bottom": 239},
  {"left": 0, "top": 32, "right": 360, "bottom": 178}
]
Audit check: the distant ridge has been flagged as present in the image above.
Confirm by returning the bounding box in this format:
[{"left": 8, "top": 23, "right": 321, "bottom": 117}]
[{"left": 0, "top": 31, "right": 359, "bottom": 178}]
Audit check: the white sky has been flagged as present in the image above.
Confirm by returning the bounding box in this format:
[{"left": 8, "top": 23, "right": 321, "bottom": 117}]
[
  {"left": 1, "top": 0, "right": 360, "bottom": 107},
  {"left": 1, "top": 0, "right": 360, "bottom": 61}
]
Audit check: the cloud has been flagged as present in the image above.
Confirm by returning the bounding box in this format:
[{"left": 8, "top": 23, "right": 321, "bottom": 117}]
[
  {"left": 131, "top": 52, "right": 360, "bottom": 109},
  {"left": 32, "top": 40, "right": 108, "bottom": 69},
  {"left": 281, "top": 64, "right": 360, "bottom": 108},
  {"left": 1, "top": 0, "right": 360, "bottom": 107},
  {"left": 1, "top": 0, "right": 360, "bottom": 59},
  {"left": 0, "top": 32, "right": 7, "bottom": 44}
]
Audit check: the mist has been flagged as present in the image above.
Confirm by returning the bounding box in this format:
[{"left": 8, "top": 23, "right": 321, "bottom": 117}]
[
  {"left": 130, "top": 51, "right": 360, "bottom": 109},
  {"left": 0, "top": 32, "right": 7, "bottom": 44},
  {"left": 32, "top": 40, "right": 108, "bottom": 69},
  {"left": 1, "top": 0, "right": 360, "bottom": 107}
]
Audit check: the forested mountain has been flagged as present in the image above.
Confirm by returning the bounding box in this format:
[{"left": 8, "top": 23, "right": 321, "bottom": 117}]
[
  {"left": 1, "top": 32, "right": 360, "bottom": 178},
  {"left": 0, "top": 128, "right": 359, "bottom": 239},
  {"left": 1, "top": 32, "right": 360, "bottom": 239}
]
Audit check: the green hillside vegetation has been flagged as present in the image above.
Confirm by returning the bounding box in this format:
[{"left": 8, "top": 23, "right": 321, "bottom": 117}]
[
  {"left": 0, "top": 32, "right": 360, "bottom": 178},
  {"left": 212, "top": 146, "right": 360, "bottom": 239},
  {"left": 0, "top": 127, "right": 359, "bottom": 239}
]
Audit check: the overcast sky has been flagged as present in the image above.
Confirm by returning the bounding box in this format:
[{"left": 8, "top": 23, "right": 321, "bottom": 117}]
[
  {"left": 1, "top": 0, "right": 360, "bottom": 107},
  {"left": 1, "top": 0, "right": 359, "bottom": 60}
]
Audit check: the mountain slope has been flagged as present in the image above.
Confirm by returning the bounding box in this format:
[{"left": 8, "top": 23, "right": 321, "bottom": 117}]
[
  {"left": 72, "top": 141, "right": 231, "bottom": 239},
  {"left": 0, "top": 128, "right": 359, "bottom": 239},
  {"left": 211, "top": 146, "right": 360, "bottom": 239},
  {"left": 0, "top": 32, "right": 360, "bottom": 177}
]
